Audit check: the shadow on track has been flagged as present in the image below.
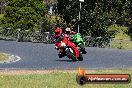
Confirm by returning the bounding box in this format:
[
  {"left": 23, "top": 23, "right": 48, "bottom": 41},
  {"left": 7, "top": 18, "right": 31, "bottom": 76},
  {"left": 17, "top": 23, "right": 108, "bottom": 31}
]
[{"left": 56, "top": 59, "right": 76, "bottom": 62}]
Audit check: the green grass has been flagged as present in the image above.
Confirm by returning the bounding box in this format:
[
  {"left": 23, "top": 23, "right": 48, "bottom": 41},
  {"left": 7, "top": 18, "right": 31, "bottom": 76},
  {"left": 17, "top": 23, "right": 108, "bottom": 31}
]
[
  {"left": 0, "top": 53, "right": 9, "bottom": 61},
  {"left": 111, "top": 33, "right": 132, "bottom": 50},
  {"left": 0, "top": 69, "right": 131, "bottom": 88},
  {"left": 111, "top": 39, "right": 132, "bottom": 50}
]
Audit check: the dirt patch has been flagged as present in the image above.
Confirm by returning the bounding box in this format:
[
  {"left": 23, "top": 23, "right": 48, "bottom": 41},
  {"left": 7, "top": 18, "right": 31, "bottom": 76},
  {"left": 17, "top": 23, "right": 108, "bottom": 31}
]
[
  {"left": 0, "top": 69, "right": 96, "bottom": 75},
  {"left": 0, "top": 69, "right": 131, "bottom": 75}
]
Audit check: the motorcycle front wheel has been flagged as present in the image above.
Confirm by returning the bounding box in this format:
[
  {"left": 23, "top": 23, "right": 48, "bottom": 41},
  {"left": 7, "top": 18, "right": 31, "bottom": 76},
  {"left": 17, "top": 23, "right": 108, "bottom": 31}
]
[{"left": 65, "top": 48, "right": 77, "bottom": 61}]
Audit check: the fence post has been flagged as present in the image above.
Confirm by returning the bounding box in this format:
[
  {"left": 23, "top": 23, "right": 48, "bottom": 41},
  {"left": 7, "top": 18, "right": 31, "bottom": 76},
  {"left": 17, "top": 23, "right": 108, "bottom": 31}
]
[
  {"left": 109, "top": 38, "right": 112, "bottom": 48},
  {"left": 17, "top": 29, "right": 21, "bottom": 42}
]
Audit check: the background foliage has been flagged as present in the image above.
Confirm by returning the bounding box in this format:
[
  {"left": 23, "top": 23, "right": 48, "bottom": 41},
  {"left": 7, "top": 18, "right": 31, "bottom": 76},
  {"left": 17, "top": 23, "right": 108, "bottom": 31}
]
[
  {"left": 0, "top": 0, "right": 49, "bottom": 32},
  {"left": 0, "top": 0, "right": 132, "bottom": 46},
  {"left": 56, "top": 0, "right": 132, "bottom": 38}
]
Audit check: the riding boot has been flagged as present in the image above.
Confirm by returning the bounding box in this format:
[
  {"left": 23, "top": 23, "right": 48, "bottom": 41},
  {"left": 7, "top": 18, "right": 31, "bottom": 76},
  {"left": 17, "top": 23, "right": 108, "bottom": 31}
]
[{"left": 58, "top": 52, "right": 65, "bottom": 58}]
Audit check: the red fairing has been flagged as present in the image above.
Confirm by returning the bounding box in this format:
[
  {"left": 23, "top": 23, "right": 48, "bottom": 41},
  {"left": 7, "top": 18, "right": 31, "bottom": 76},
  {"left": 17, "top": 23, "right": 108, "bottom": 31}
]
[
  {"left": 58, "top": 37, "right": 80, "bottom": 58},
  {"left": 67, "top": 39, "right": 80, "bottom": 58}
]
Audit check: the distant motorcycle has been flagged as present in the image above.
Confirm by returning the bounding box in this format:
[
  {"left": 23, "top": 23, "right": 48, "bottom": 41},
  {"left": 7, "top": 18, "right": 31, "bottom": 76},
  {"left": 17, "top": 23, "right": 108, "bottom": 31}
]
[
  {"left": 57, "top": 36, "right": 83, "bottom": 61},
  {"left": 70, "top": 33, "right": 87, "bottom": 54}
]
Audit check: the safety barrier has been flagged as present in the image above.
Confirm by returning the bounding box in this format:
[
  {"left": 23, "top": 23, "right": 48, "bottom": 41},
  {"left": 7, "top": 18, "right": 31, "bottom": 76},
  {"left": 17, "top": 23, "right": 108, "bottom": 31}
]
[
  {"left": 0, "top": 28, "right": 111, "bottom": 47},
  {"left": 0, "top": 28, "right": 54, "bottom": 43}
]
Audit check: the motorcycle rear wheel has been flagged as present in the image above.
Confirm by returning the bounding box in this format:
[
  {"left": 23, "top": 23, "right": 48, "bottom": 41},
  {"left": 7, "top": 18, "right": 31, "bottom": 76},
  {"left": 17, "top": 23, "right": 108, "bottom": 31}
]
[
  {"left": 78, "top": 54, "right": 83, "bottom": 61},
  {"left": 79, "top": 44, "right": 87, "bottom": 54}
]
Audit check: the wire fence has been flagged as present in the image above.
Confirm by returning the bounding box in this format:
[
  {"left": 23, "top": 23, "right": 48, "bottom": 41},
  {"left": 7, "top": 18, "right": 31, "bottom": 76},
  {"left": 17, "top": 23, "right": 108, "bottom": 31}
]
[
  {"left": 84, "top": 36, "right": 111, "bottom": 48},
  {"left": 0, "top": 28, "right": 54, "bottom": 43},
  {"left": 0, "top": 28, "right": 116, "bottom": 48}
]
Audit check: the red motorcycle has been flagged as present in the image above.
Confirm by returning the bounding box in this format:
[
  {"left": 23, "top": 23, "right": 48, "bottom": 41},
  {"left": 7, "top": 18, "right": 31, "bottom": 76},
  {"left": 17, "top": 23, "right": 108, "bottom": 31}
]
[{"left": 57, "top": 35, "right": 83, "bottom": 61}]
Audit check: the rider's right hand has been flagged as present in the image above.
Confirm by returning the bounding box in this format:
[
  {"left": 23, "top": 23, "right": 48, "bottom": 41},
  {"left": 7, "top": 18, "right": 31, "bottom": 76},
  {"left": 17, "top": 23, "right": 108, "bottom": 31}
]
[{"left": 55, "top": 46, "right": 59, "bottom": 50}]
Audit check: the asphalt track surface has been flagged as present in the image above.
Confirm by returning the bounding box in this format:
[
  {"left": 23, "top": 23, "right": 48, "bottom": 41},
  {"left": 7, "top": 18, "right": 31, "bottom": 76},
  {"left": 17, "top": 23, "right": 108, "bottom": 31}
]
[{"left": 0, "top": 40, "right": 132, "bottom": 70}]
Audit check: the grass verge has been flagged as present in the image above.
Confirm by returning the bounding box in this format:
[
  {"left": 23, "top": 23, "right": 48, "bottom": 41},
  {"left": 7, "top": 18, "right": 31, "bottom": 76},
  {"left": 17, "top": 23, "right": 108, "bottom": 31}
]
[
  {"left": 0, "top": 69, "right": 131, "bottom": 88},
  {"left": 111, "top": 39, "right": 132, "bottom": 50},
  {"left": 0, "top": 53, "right": 9, "bottom": 61},
  {"left": 111, "top": 29, "right": 132, "bottom": 50},
  {"left": 109, "top": 25, "right": 132, "bottom": 50}
]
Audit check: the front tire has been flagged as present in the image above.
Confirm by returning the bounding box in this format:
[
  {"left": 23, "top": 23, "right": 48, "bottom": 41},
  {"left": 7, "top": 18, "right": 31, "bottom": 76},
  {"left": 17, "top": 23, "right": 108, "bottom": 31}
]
[{"left": 65, "top": 48, "right": 77, "bottom": 61}]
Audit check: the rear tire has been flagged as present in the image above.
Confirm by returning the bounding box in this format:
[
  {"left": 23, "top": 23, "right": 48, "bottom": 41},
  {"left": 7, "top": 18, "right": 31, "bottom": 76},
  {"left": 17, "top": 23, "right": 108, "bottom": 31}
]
[
  {"left": 79, "top": 44, "right": 87, "bottom": 54},
  {"left": 78, "top": 54, "right": 83, "bottom": 61},
  {"left": 65, "top": 49, "right": 77, "bottom": 61}
]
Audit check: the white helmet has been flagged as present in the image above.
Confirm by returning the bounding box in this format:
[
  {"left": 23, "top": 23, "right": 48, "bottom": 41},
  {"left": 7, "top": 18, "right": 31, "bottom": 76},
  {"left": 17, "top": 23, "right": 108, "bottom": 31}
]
[{"left": 65, "top": 28, "right": 71, "bottom": 32}]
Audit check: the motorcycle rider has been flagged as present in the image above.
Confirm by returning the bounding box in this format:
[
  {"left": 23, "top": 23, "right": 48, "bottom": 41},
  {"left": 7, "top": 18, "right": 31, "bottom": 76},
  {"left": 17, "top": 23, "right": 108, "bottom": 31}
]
[
  {"left": 54, "top": 26, "right": 63, "bottom": 49},
  {"left": 53, "top": 26, "right": 66, "bottom": 58},
  {"left": 64, "top": 27, "right": 87, "bottom": 54},
  {"left": 64, "top": 27, "right": 76, "bottom": 40}
]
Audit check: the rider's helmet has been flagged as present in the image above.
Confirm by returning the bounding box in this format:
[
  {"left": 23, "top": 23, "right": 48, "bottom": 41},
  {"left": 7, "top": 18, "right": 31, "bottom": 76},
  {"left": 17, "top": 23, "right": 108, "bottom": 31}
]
[
  {"left": 65, "top": 27, "right": 71, "bottom": 34},
  {"left": 54, "top": 27, "right": 62, "bottom": 38}
]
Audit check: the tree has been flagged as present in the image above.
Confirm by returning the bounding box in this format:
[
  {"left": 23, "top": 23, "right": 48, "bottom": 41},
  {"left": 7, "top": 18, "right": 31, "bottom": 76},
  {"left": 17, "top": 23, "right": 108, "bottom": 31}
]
[
  {"left": 56, "top": 0, "right": 132, "bottom": 37},
  {"left": 1, "top": 0, "right": 48, "bottom": 32}
]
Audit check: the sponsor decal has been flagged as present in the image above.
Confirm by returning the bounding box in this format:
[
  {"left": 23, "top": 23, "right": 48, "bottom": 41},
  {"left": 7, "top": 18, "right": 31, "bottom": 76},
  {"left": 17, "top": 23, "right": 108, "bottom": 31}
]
[{"left": 76, "top": 67, "right": 131, "bottom": 85}]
